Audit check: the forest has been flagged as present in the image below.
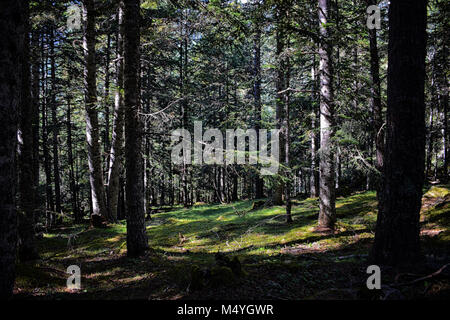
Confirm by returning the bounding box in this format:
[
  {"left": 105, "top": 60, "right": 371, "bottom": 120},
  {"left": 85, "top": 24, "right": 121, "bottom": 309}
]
[{"left": 0, "top": 0, "right": 449, "bottom": 303}]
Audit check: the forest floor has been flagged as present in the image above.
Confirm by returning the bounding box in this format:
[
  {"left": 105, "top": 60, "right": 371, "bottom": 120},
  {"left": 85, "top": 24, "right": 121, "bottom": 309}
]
[{"left": 13, "top": 185, "right": 450, "bottom": 300}]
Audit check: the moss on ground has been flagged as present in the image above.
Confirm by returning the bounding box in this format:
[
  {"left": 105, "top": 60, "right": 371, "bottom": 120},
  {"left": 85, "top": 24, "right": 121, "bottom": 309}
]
[{"left": 14, "top": 186, "right": 449, "bottom": 300}]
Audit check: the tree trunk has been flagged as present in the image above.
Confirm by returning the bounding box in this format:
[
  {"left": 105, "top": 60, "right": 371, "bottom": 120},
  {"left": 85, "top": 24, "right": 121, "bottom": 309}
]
[
  {"left": 42, "top": 32, "right": 54, "bottom": 217},
  {"left": 232, "top": 171, "right": 238, "bottom": 201},
  {"left": 284, "top": 48, "right": 293, "bottom": 223},
  {"left": 310, "top": 55, "right": 320, "bottom": 197},
  {"left": 179, "top": 14, "right": 189, "bottom": 207},
  {"left": 0, "top": 0, "right": 22, "bottom": 299},
  {"left": 66, "top": 90, "right": 80, "bottom": 222},
  {"left": 83, "top": 0, "right": 108, "bottom": 220},
  {"left": 107, "top": 2, "right": 125, "bottom": 222},
  {"left": 439, "top": 51, "right": 448, "bottom": 178},
  {"left": 104, "top": 32, "right": 111, "bottom": 176},
  {"left": 31, "top": 30, "right": 41, "bottom": 213},
  {"left": 50, "top": 29, "right": 62, "bottom": 217},
  {"left": 443, "top": 87, "right": 448, "bottom": 178},
  {"left": 426, "top": 70, "right": 437, "bottom": 179},
  {"left": 367, "top": 0, "right": 384, "bottom": 187},
  {"left": 371, "top": 0, "right": 428, "bottom": 266},
  {"left": 18, "top": 0, "right": 38, "bottom": 260},
  {"left": 317, "top": 0, "right": 336, "bottom": 230},
  {"left": 124, "top": 0, "right": 148, "bottom": 257},
  {"left": 253, "top": 22, "right": 264, "bottom": 199},
  {"left": 143, "top": 64, "right": 152, "bottom": 214},
  {"left": 273, "top": 7, "right": 286, "bottom": 206},
  {"left": 118, "top": 176, "right": 126, "bottom": 220}
]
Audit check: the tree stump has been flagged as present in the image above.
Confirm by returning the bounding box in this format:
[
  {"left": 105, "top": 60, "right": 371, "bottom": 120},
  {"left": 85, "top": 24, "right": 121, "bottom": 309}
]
[{"left": 91, "top": 214, "right": 107, "bottom": 228}]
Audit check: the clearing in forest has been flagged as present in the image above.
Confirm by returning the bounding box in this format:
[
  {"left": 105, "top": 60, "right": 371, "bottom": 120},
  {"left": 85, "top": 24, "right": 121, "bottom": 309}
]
[{"left": 14, "top": 185, "right": 450, "bottom": 300}]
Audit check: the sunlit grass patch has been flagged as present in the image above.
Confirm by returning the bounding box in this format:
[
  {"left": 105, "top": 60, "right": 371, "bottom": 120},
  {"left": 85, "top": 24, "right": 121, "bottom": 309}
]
[
  {"left": 15, "top": 186, "right": 449, "bottom": 299},
  {"left": 423, "top": 185, "right": 450, "bottom": 199}
]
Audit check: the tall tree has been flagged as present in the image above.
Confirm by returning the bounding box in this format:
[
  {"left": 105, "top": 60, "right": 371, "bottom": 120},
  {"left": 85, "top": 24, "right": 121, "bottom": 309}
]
[
  {"left": 317, "top": 0, "right": 336, "bottom": 230},
  {"left": 42, "top": 32, "right": 55, "bottom": 218},
  {"left": 0, "top": 0, "right": 23, "bottom": 299},
  {"left": 66, "top": 90, "right": 80, "bottom": 222},
  {"left": 83, "top": 0, "right": 108, "bottom": 220},
  {"left": 273, "top": 3, "right": 286, "bottom": 206},
  {"left": 31, "top": 30, "right": 41, "bottom": 210},
  {"left": 371, "top": 0, "right": 428, "bottom": 265},
  {"left": 107, "top": 2, "right": 125, "bottom": 222},
  {"left": 18, "top": 0, "right": 39, "bottom": 260},
  {"left": 310, "top": 54, "right": 320, "bottom": 197},
  {"left": 366, "top": 0, "right": 384, "bottom": 186},
  {"left": 253, "top": 12, "right": 264, "bottom": 199},
  {"left": 50, "top": 28, "right": 62, "bottom": 216},
  {"left": 104, "top": 32, "right": 112, "bottom": 174},
  {"left": 124, "top": 0, "right": 149, "bottom": 257},
  {"left": 284, "top": 40, "right": 293, "bottom": 223}
]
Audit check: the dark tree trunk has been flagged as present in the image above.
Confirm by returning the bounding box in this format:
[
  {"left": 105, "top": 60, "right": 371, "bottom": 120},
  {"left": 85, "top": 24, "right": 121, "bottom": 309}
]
[
  {"left": 439, "top": 49, "right": 448, "bottom": 178},
  {"left": 143, "top": 64, "right": 152, "bottom": 214},
  {"left": 273, "top": 6, "right": 286, "bottom": 206},
  {"left": 104, "top": 32, "right": 111, "bottom": 175},
  {"left": 124, "top": 0, "right": 148, "bottom": 257},
  {"left": 18, "top": 0, "right": 38, "bottom": 260},
  {"left": 66, "top": 90, "right": 80, "bottom": 222},
  {"left": 367, "top": 0, "right": 384, "bottom": 187},
  {"left": 31, "top": 30, "right": 40, "bottom": 212},
  {"left": 284, "top": 50, "right": 292, "bottom": 223},
  {"left": 0, "top": 0, "right": 22, "bottom": 299},
  {"left": 443, "top": 88, "right": 449, "bottom": 178},
  {"left": 232, "top": 171, "right": 238, "bottom": 201},
  {"left": 426, "top": 71, "right": 437, "bottom": 179},
  {"left": 160, "top": 175, "right": 166, "bottom": 206},
  {"left": 50, "top": 29, "right": 62, "bottom": 217},
  {"left": 253, "top": 22, "right": 264, "bottom": 199},
  {"left": 42, "top": 32, "right": 54, "bottom": 216},
  {"left": 317, "top": 0, "right": 336, "bottom": 230},
  {"left": 310, "top": 54, "right": 320, "bottom": 198},
  {"left": 371, "top": 0, "right": 428, "bottom": 266},
  {"left": 118, "top": 176, "right": 126, "bottom": 220},
  {"left": 83, "top": 0, "right": 108, "bottom": 220},
  {"left": 179, "top": 15, "right": 189, "bottom": 207}
]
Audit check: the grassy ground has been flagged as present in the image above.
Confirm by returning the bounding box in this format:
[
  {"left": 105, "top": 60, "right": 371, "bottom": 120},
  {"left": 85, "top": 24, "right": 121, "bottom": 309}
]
[{"left": 14, "top": 185, "right": 450, "bottom": 300}]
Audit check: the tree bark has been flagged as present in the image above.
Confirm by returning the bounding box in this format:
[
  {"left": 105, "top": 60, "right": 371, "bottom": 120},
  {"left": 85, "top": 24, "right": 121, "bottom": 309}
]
[
  {"left": 310, "top": 54, "right": 320, "bottom": 197},
  {"left": 367, "top": 0, "right": 384, "bottom": 187},
  {"left": 124, "top": 0, "right": 148, "bottom": 257},
  {"left": 50, "top": 28, "right": 62, "bottom": 217},
  {"left": 18, "top": 0, "right": 38, "bottom": 260},
  {"left": 317, "top": 0, "right": 336, "bottom": 230},
  {"left": 438, "top": 48, "right": 448, "bottom": 178},
  {"left": 66, "top": 88, "right": 80, "bottom": 222},
  {"left": 371, "top": 0, "right": 428, "bottom": 266},
  {"left": 0, "top": 0, "right": 22, "bottom": 299},
  {"left": 284, "top": 46, "right": 292, "bottom": 223},
  {"left": 31, "top": 30, "right": 41, "bottom": 212},
  {"left": 107, "top": 2, "right": 125, "bottom": 222},
  {"left": 104, "top": 32, "right": 111, "bottom": 176},
  {"left": 273, "top": 6, "right": 286, "bottom": 206},
  {"left": 426, "top": 69, "right": 437, "bottom": 179},
  {"left": 179, "top": 13, "right": 189, "bottom": 207},
  {"left": 42, "top": 32, "right": 54, "bottom": 217},
  {"left": 253, "top": 22, "right": 264, "bottom": 199},
  {"left": 83, "top": 0, "right": 108, "bottom": 220}
]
